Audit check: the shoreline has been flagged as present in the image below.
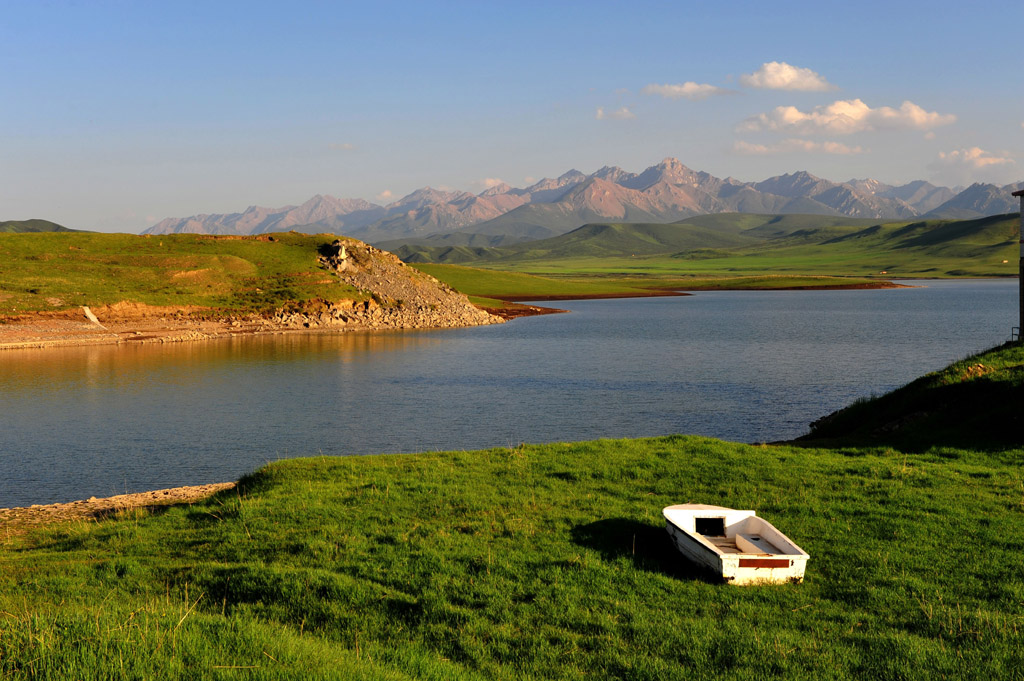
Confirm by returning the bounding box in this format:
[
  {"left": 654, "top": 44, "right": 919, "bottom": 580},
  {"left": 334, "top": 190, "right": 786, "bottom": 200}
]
[
  {"left": 0, "top": 298, "right": 504, "bottom": 352},
  {"left": 0, "top": 482, "right": 236, "bottom": 537},
  {"left": 0, "top": 280, "right": 909, "bottom": 350},
  {"left": 489, "top": 279, "right": 907, "bottom": 304}
]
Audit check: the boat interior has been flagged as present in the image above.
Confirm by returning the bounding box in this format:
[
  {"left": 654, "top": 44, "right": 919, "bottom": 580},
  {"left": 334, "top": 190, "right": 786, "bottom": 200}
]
[{"left": 695, "top": 516, "right": 786, "bottom": 555}]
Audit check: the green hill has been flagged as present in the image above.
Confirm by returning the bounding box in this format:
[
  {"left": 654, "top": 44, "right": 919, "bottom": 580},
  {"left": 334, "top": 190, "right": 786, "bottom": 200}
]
[
  {"left": 794, "top": 341, "right": 1024, "bottom": 452},
  {"left": 0, "top": 219, "right": 78, "bottom": 233},
  {"left": 393, "top": 213, "right": 1021, "bottom": 278},
  {"left": 0, "top": 231, "right": 367, "bottom": 314},
  {"left": 675, "top": 213, "right": 881, "bottom": 236},
  {"left": 395, "top": 217, "right": 771, "bottom": 264}
]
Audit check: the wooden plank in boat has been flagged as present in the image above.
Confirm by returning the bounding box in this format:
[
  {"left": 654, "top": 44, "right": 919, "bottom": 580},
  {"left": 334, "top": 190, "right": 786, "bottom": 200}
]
[{"left": 735, "top": 533, "right": 783, "bottom": 555}]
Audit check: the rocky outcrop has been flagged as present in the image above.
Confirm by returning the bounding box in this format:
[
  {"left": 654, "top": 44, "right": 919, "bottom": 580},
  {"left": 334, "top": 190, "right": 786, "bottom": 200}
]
[{"left": 300, "top": 237, "right": 501, "bottom": 330}]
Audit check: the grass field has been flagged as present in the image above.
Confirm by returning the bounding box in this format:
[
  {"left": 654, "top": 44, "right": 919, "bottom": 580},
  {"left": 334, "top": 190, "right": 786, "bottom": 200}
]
[
  {"left": 0, "top": 232, "right": 362, "bottom": 315},
  {"left": 2, "top": 344, "right": 1023, "bottom": 679},
  {"left": 401, "top": 214, "right": 1021, "bottom": 281},
  {"left": 411, "top": 264, "right": 888, "bottom": 303}
]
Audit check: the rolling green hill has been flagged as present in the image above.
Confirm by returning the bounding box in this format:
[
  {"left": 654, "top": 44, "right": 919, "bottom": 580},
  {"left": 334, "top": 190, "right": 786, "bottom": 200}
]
[
  {"left": 0, "top": 219, "right": 78, "bottom": 233},
  {"left": 397, "top": 221, "right": 764, "bottom": 264},
  {"left": 0, "top": 231, "right": 366, "bottom": 314},
  {"left": 397, "top": 213, "right": 1021, "bottom": 279}
]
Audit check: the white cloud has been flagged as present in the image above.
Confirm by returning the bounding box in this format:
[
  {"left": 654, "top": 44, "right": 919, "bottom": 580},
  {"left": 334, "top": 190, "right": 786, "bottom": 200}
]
[
  {"left": 596, "top": 106, "right": 636, "bottom": 120},
  {"left": 733, "top": 138, "right": 864, "bottom": 155},
  {"left": 477, "top": 178, "right": 507, "bottom": 189},
  {"left": 739, "top": 61, "right": 836, "bottom": 91},
  {"left": 329, "top": 142, "right": 356, "bottom": 151},
  {"left": 641, "top": 82, "right": 731, "bottom": 100},
  {"left": 938, "top": 146, "right": 1014, "bottom": 169},
  {"left": 375, "top": 189, "right": 393, "bottom": 202},
  {"left": 928, "top": 147, "right": 1016, "bottom": 186},
  {"left": 739, "top": 99, "right": 956, "bottom": 135}
]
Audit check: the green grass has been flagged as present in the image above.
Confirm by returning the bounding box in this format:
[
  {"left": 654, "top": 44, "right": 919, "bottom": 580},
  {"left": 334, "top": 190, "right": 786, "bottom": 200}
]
[
  {"left": 400, "top": 214, "right": 1021, "bottom": 280},
  {"left": 0, "top": 232, "right": 363, "bottom": 315},
  {"left": 412, "top": 264, "right": 886, "bottom": 301},
  {"left": 2, "top": 434, "right": 1022, "bottom": 679},
  {"left": 0, "top": 219, "right": 78, "bottom": 233},
  {"left": 409, "top": 264, "right": 657, "bottom": 299},
  {"left": 797, "top": 341, "right": 1024, "bottom": 452}
]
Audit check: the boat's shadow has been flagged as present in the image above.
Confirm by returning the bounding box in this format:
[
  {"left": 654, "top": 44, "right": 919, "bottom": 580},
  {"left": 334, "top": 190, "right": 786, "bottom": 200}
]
[{"left": 570, "top": 517, "right": 719, "bottom": 584}]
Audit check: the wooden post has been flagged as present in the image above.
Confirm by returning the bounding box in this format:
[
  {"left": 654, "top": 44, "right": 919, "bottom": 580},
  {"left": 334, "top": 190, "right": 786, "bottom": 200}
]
[{"left": 1015, "top": 189, "right": 1024, "bottom": 338}]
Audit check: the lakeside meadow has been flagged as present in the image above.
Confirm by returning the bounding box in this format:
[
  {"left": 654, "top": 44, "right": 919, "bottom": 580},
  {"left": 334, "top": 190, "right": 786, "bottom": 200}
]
[{"left": 1, "top": 343, "right": 1023, "bottom": 679}]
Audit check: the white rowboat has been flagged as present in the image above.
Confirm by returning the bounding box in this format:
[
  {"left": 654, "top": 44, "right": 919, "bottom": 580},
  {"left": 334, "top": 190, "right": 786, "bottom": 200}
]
[{"left": 662, "top": 504, "right": 809, "bottom": 585}]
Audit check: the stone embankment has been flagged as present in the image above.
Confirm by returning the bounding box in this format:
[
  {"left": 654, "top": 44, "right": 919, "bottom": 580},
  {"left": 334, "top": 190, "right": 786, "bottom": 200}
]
[{"left": 0, "top": 237, "right": 502, "bottom": 350}]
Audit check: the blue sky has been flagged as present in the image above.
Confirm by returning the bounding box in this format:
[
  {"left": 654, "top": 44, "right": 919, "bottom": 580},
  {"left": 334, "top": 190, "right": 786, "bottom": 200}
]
[{"left": 2, "top": 0, "right": 1022, "bottom": 231}]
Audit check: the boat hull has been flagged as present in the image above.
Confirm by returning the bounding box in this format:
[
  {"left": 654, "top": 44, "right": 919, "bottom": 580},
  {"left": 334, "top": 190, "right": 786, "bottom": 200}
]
[{"left": 663, "top": 504, "right": 808, "bottom": 586}]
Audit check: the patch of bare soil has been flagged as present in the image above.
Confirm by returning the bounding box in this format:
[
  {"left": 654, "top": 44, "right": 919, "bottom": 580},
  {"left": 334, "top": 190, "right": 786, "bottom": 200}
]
[
  {"left": 0, "top": 483, "right": 236, "bottom": 538},
  {"left": 480, "top": 302, "right": 568, "bottom": 319}
]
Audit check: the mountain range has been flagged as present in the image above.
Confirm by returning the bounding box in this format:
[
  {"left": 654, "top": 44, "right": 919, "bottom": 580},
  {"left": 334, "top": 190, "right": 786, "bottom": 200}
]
[{"left": 143, "top": 158, "right": 1022, "bottom": 244}]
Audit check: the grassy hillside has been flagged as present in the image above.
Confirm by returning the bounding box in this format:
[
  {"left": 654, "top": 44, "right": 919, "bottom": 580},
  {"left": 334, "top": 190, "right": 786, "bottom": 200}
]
[
  {"left": 677, "top": 213, "right": 882, "bottom": 236},
  {"left": 396, "top": 213, "right": 1020, "bottom": 279},
  {"left": 2, "top": 434, "right": 1022, "bottom": 678},
  {"left": 398, "top": 222, "right": 762, "bottom": 265},
  {"left": 411, "top": 264, "right": 885, "bottom": 302},
  {"left": 0, "top": 231, "right": 363, "bottom": 315},
  {"left": 0, "top": 219, "right": 78, "bottom": 233},
  {"left": 465, "top": 200, "right": 669, "bottom": 241},
  {"left": 796, "top": 341, "right": 1024, "bottom": 451}
]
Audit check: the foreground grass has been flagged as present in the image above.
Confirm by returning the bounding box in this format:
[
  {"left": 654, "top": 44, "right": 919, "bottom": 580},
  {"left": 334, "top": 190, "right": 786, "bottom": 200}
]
[
  {"left": 0, "top": 232, "right": 360, "bottom": 315},
  {"left": 2, "top": 434, "right": 1022, "bottom": 679}
]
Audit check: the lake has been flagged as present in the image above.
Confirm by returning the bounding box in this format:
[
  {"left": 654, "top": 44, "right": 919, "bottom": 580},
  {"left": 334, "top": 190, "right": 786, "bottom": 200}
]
[{"left": 0, "top": 279, "right": 1016, "bottom": 507}]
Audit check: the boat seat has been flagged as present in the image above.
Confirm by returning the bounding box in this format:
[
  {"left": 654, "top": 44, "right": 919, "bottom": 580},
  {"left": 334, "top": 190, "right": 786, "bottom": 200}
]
[{"left": 735, "top": 533, "right": 784, "bottom": 555}]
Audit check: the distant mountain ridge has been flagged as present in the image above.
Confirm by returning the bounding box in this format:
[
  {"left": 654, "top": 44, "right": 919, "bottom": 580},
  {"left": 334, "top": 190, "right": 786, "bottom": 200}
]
[{"left": 143, "top": 159, "right": 1022, "bottom": 243}]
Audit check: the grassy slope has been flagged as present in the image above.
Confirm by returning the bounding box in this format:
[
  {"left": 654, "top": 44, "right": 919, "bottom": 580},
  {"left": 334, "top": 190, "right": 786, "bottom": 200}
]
[
  {"left": 796, "top": 341, "right": 1024, "bottom": 451},
  {"left": 0, "top": 232, "right": 363, "bottom": 315},
  {"left": 3, "top": 436, "right": 1023, "bottom": 679},
  {"left": 409, "top": 264, "right": 663, "bottom": 301},
  {"left": 0, "top": 219, "right": 78, "bottom": 233},
  {"left": 398, "top": 214, "right": 1020, "bottom": 280},
  {"left": 396, "top": 222, "right": 762, "bottom": 264},
  {"left": 411, "top": 263, "right": 888, "bottom": 302}
]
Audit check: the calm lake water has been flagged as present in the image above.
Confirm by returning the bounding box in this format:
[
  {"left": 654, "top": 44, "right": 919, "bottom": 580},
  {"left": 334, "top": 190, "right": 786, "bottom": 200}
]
[{"left": 0, "top": 279, "right": 1016, "bottom": 507}]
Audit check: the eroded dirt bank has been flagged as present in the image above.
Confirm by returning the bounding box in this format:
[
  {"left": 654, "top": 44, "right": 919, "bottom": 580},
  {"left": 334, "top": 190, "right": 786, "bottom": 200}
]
[{"left": 0, "top": 483, "right": 236, "bottom": 538}]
